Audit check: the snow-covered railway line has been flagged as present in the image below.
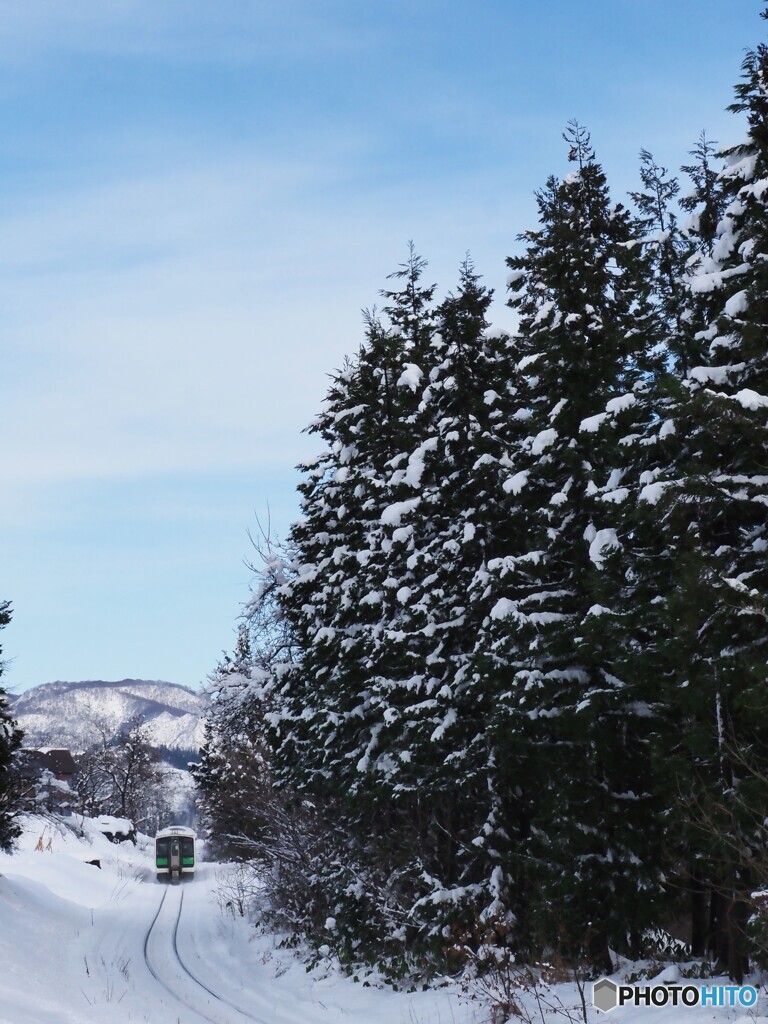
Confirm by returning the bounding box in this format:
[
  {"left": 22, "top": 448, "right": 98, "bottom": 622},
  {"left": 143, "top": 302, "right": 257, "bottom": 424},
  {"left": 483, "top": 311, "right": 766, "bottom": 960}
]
[{"left": 143, "top": 884, "right": 261, "bottom": 1024}]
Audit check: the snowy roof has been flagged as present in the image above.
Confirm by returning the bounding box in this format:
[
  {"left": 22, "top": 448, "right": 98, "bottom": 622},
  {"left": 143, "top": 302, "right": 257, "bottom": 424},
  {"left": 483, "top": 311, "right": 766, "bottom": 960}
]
[
  {"left": 21, "top": 748, "right": 77, "bottom": 778},
  {"left": 156, "top": 825, "right": 196, "bottom": 839},
  {"left": 94, "top": 815, "right": 134, "bottom": 831}
]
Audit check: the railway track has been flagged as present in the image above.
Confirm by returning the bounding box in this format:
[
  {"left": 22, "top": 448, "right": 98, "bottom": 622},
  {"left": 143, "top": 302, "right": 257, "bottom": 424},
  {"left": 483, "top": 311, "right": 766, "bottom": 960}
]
[{"left": 143, "top": 884, "right": 261, "bottom": 1024}]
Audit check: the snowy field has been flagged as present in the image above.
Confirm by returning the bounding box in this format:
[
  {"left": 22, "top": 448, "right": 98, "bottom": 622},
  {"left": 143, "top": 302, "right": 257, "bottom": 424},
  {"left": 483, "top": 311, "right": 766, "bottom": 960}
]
[
  {"left": 0, "top": 816, "right": 476, "bottom": 1024},
  {"left": 2, "top": 815, "right": 767, "bottom": 1024}
]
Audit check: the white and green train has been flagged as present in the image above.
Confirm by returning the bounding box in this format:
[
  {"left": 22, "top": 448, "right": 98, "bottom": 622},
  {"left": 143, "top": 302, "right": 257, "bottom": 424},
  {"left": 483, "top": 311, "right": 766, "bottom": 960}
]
[{"left": 155, "top": 825, "right": 196, "bottom": 881}]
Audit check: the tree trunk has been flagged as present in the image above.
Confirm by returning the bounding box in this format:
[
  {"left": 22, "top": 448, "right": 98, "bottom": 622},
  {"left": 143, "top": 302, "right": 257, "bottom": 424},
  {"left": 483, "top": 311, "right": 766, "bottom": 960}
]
[
  {"left": 709, "top": 886, "right": 750, "bottom": 983},
  {"left": 587, "top": 927, "right": 613, "bottom": 975},
  {"left": 726, "top": 894, "right": 750, "bottom": 985},
  {"left": 709, "top": 887, "right": 728, "bottom": 965},
  {"left": 690, "top": 866, "right": 709, "bottom": 957}
]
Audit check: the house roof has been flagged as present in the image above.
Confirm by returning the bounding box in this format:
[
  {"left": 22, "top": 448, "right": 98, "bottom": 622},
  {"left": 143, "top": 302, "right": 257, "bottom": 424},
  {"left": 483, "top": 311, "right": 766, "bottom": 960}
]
[
  {"left": 43, "top": 749, "right": 77, "bottom": 776},
  {"left": 21, "top": 749, "right": 77, "bottom": 777}
]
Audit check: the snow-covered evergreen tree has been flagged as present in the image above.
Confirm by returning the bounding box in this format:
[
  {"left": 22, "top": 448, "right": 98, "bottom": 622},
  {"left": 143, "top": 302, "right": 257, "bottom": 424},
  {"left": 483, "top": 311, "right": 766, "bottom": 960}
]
[
  {"left": 476, "top": 124, "right": 663, "bottom": 968},
  {"left": 268, "top": 250, "right": 541, "bottom": 961},
  {"left": 0, "top": 601, "right": 23, "bottom": 852},
  {"left": 192, "top": 627, "right": 268, "bottom": 857},
  {"left": 355, "top": 260, "right": 524, "bottom": 945},
  {"left": 630, "top": 149, "right": 699, "bottom": 374},
  {"left": 272, "top": 252, "right": 435, "bottom": 797},
  {"left": 681, "top": 131, "right": 729, "bottom": 260},
  {"left": 193, "top": 531, "right": 294, "bottom": 858},
  {"left": 265, "top": 249, "right": 444, "bottom": 958},
  {"left": 636, "top": 27, "right": 768, "bottom": 979}
]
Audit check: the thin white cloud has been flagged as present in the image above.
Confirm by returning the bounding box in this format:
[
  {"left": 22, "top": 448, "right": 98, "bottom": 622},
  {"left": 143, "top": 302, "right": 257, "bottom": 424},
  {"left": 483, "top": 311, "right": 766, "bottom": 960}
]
[
  {"left": 1, "top": 143, "right": 524, "bottom": 494},
  {"left": 0, "top": 1, "right": 383, "bottom": 65}
]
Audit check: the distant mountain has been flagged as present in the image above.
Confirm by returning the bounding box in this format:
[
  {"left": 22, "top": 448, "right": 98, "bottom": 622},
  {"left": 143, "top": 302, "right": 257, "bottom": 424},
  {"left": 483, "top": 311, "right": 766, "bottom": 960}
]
[{"left": 10, "top": 679, "right": 208, "bottom": 754}]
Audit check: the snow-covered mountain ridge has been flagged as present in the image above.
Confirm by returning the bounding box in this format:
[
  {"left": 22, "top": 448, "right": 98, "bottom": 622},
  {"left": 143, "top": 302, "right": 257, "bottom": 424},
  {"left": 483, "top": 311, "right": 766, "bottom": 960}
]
[{"left": 10, "top": 678, "right": 208, "bottom": 753}]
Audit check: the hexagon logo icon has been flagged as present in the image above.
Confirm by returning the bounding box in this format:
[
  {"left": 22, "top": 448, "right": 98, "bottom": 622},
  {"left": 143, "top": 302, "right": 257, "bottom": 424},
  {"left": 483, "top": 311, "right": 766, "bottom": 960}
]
[{"left": 593, "top": 978, "right": 618, "bottom": 1013}]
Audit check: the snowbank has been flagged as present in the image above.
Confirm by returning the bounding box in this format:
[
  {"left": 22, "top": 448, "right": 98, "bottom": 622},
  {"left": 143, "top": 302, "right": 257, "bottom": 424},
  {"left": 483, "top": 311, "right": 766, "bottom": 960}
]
[{"left": 0, "top": 815, "right": 477, "bottom": 1024}]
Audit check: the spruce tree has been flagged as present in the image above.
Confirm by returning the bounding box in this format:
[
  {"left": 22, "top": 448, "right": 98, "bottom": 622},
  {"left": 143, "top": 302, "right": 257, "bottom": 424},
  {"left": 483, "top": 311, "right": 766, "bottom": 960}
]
[
  {"left": 608, "top": 145, "right": 711, "bottom": 949},
  {"left": 477, "top": 124, "right": 663, "bottom": 968},
  {"left": 591, "top": 41, "right": 767, "bottom": 972},
  {"left": 0, "top": 602, "right": 23, "bottom": 852},
  {"left": 271, "top": 251, "right": 533, "bottom": 960},
  {"left": 272, "top": 249, "right": 436, "bottom": 798},
  {"left": 630, "top": 149, "right": 699, "bottom": 374},
  {"left": 641, "top": 27, "right": 768, "bottom": 979},
  {"left": 358, "top": 259, "right": 523, "bottom": 944},
  {"left": 266, "top": 251, "right": 442, "bottom": 958},
  {"left": 193, "top": 533, "right": 295, "bottom": 858},
  {"left": 192, "top": 626, "right": 269, "bottom": 857},
  {"left": 681, "top": 131, "right": 729, "bottom": 260}
]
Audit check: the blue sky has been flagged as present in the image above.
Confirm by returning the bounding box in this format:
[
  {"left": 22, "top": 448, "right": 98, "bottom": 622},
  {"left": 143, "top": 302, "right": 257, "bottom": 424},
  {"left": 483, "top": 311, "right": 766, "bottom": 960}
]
[{"left": 1, "top": 0, "right": 761, "bottom": 692}]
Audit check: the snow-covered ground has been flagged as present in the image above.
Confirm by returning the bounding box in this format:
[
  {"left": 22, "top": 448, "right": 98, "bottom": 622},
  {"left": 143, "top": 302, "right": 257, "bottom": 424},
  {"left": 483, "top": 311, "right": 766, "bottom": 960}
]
[
  {"left": 3, "top": 815, "right": 768, "bottom": 1024},
  {"left": 0, "top": 816, "right": 476, "bottom": 1024}
]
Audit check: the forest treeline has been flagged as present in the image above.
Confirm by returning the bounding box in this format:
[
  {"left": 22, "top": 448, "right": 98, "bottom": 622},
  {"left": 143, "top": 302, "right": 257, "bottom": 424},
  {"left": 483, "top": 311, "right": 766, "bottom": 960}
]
[{"left": 54, "top": 6, "right": 768, "bottom": 984}]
